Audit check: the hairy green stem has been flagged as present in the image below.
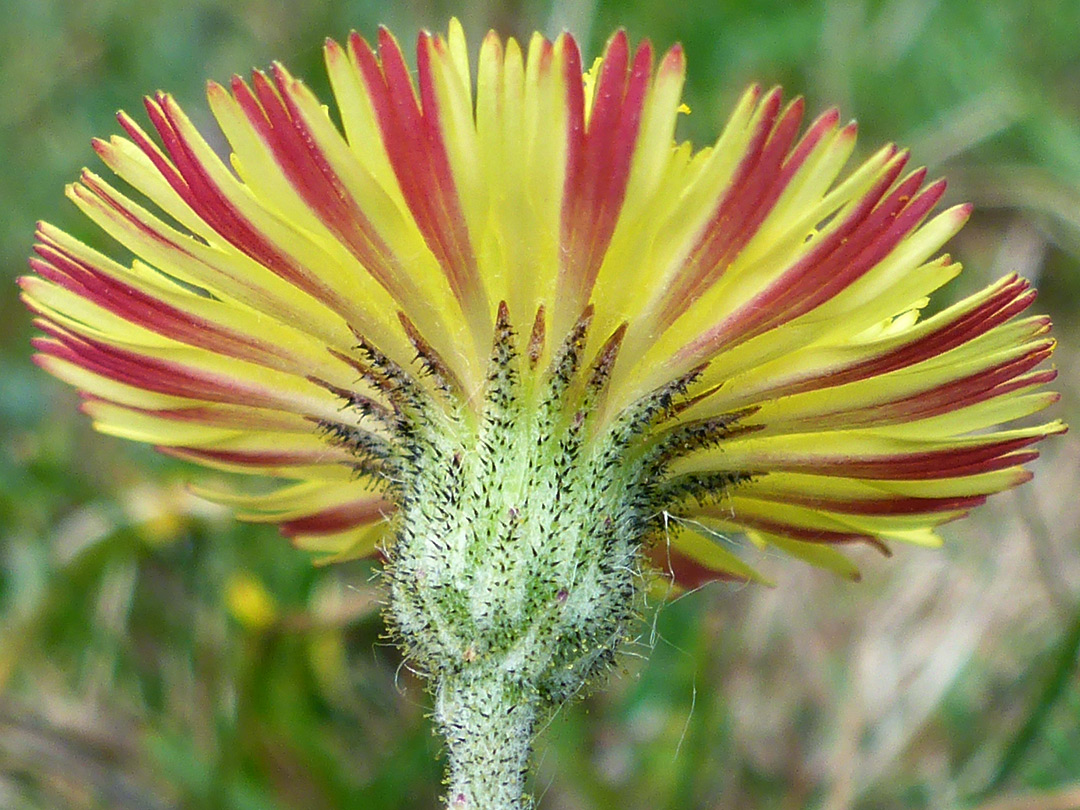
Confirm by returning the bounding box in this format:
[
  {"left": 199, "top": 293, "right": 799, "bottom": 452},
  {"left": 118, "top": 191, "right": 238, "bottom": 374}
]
[{"left": 437, "top": 666, "right": 537, "bottom": 810}]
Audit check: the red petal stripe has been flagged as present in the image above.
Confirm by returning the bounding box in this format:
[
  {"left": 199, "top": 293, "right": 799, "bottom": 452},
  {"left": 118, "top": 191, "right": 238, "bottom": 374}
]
[
  {"left": 280, "top": 498, "right": 393, "bottom": 537},
  {"left": 749, "top": 492, "right": 987, "bottom": 516},
  {"left": 113, "top": 110, "right": 193, "bottom": 207},
  {"left": 559, "top": 32, "right": 653, "bottom": 308},
  {"left": 29, "top": 242, "right": 273, "bottom": 367},
  {"left": 81, "top": 399, "right": 304, "bottom": 432},
  {"left": 646, "top": 543, "right": 749, "bottom": 589},
  {"left": 160, "top": 445, "right": 353, "bottom": 468},
  {"left": 702, "top": 512, "right": 892, "bottom": 554},
  {"left": 349, "top": 29, "right": 484, "bottom": 319},
  {"left": 765, "top": 436, "right": 1045, "bottom": 480},
  {"left": 747, "top": 275, "right": 1036, "bottom": 402},
  {"left": 32, "top": 324, "right": 293, "bottom": 410},
  {"left": 779, "top": 345, "right": 1057, "bottom": 432},
  {"left": 78, "top": 161, "right": 200, "bottom": 263},
  {"left": 66, "top": 175, "right": 302, "bottom": 314},
  {"left": 121, "top": 97, "right": 347, "bottom": 314},
  {"left": 230, "top": 68, "right": 417, "bottom": 308},
  {"left": 751, "top": 169, "right": 940, "bottom": 337},
  {"left": 699, "top": 100, "right": 812, "bottom": 275},
  {"left": 676, "top": 152, "right": 917, "bottom": 362},
  {"left": 659, "top": 91, "right": 810, "bottom": 325}
]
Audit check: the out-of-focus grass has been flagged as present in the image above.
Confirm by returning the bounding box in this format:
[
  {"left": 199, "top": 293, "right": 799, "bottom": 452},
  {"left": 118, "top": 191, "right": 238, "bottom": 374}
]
[{"left": 2, "top": 1, "right": 1078, "bottom": 808}]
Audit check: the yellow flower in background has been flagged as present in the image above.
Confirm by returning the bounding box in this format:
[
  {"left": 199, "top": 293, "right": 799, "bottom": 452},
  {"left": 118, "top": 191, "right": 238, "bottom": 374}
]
[
  {"left": 225, "top": 571, "right": 279, "bottom": 631},
  {"left": 21, "top": 20, "right": 1063, "bottom": 809}
]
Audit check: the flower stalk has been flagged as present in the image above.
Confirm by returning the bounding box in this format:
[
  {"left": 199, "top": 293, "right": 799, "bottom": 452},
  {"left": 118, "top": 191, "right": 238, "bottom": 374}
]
[{"left": 437, "top": 665, "right": 537, "bottom": 810}]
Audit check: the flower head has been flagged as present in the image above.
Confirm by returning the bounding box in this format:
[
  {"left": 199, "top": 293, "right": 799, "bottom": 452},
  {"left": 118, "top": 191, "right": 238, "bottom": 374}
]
[{"left": 23, "top": 22, "right": 1060, "bottom": 587}]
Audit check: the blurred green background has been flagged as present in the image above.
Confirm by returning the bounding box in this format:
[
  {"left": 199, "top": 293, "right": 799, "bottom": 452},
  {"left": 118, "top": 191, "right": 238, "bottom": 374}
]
[{"left": 2, "top": 0, "right": 1079, "bottom": 808}]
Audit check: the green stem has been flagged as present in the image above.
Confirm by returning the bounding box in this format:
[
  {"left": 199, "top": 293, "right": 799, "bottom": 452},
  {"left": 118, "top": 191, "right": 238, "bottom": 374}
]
[{"left": 436, "top": 666, "right": 537, "bottom": 810}]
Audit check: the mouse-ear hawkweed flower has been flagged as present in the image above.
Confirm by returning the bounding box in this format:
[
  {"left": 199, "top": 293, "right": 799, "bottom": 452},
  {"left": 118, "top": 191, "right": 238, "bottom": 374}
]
[{"left": 23, "top": 19, "right": 1063, "bottom": 810}]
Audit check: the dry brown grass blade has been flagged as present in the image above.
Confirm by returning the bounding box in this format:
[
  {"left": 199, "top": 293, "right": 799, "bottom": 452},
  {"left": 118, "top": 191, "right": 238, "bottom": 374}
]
[{"left": 971, "top": 785, "right": 1080, "bottom": 810}]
